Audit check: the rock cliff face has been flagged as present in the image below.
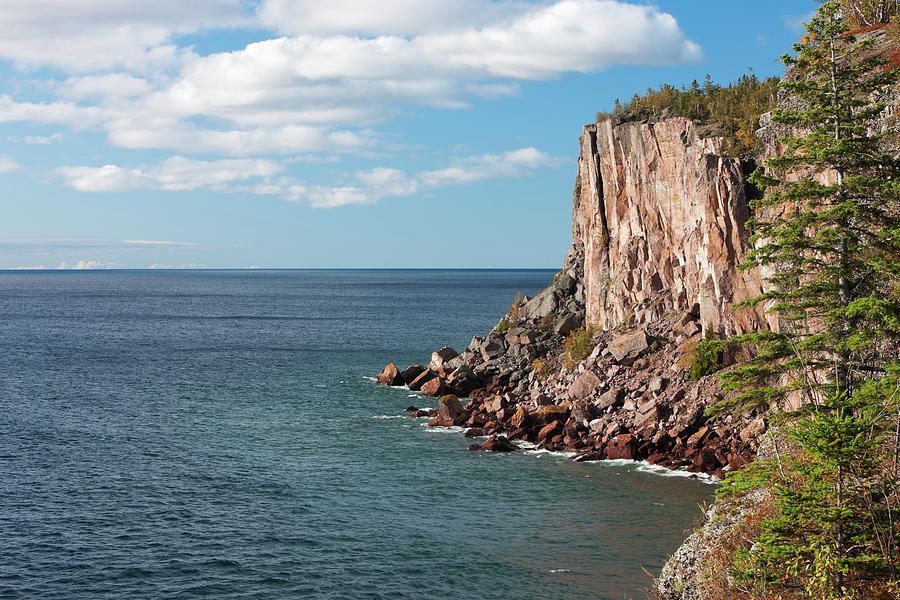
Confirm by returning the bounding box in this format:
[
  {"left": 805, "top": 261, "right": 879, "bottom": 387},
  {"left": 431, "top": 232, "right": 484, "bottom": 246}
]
[{"left": 572, "top": 116, "right": 773, "bottom": 337}]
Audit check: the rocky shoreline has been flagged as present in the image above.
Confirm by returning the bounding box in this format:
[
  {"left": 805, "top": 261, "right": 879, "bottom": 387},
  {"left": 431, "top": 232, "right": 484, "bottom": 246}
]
[{"left": 376, "top": 251, "right": 763, "bottom": 479}]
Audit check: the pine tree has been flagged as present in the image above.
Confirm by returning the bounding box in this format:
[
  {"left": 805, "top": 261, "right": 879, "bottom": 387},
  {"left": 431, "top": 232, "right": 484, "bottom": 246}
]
[{"left": 713, "top": 1, "right": 900, "bottom": 595}]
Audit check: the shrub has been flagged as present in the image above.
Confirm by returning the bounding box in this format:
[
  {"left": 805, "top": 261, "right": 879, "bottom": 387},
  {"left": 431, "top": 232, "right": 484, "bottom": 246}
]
[
  {"left": 563, "top": 325, "right": 599, "bottom": 371},
  {"left": 496, "top": 317, "right": 509, "bottom": 334},
  {"left": 538, "top": 314, "right": 554, "bottom": 332},
  {"left": 680, "top": 332, "right": 723, "bottom": 380},
  {"left": 508, "top": 291, "right": 525, "bottom": 328},
  {"left": 529, "top": 357, "right": 552, "bottom": 380}
]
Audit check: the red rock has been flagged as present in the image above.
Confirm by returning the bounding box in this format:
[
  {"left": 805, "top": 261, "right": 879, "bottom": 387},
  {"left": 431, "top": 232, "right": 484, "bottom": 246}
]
[
  {"left": 400, "top": 364, "right": 426, "bottom": 383},
  {"left": 537, "top": 421, "right": 561, "bottom": 441},
  {"left": 376, "top": 362, "right": 404, "bottom": 386},
  {"left": 420, "top": 377, "right": 446, "bottom": 397},
  {"left": 647, "top": 451, "right": 667, "bottom": 465},
  {"left": 407, "top": 370, "right": 436, "bottom": 392},
  {"left": 464, "top": 427, "right": 484, "bottom": 438},
  {"left": 510, "top": 406, "right": 529, "bottom": 430},
  {"left": 404, "top": 405, "right": 417, "bottom": 412},
  {"left": 437, "top": 395, "right": 465, "bottom": 421},
  {"left": 428, "top": 347, "right": 459, "bottom": 373},
  {"left": 693, "top": 450, "right": 719, "bottom": 471},
  {"left": 427, "top": 417, "right": 454, "bottom": 427},
  {"left": 605, "top": 434, "right": 637, "bottom": 460},
  {"left": 479, "top": 435, "right": 517, "bottom": 452},
  {"left": 534, "top": 405, "right": 570, "bottom": 426},
  {"left": 409, "top": 409, "right": 430, "bottom": 418}
]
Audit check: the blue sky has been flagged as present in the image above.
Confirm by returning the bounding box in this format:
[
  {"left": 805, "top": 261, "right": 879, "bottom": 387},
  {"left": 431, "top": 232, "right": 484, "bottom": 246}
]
[{"left": 0, "top": 0, "right": 816, "bottom": 269}]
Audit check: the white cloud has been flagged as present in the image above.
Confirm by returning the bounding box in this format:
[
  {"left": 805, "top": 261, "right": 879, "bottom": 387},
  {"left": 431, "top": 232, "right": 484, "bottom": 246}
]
[
  {"left": 0, "top": 156, "right": 22, "bottom": 173},
  {"left": 58, "top": 260, "right": 123, "bottom": 269},
  {"left": 62, "top": 73, "right": 154, "bottom": 100},
  {"left": 419, "top": 147, "right": 562, "bottom": 187},
  {"left": 8, "top": 133, "right": 63, "bottom": 144},
  {"left": 0, "top": 95, "right": 106, "bottom": 129},
  {"left": 0, "top": 0, "right": 248, "bottom": 72},
  {"left": 279, "top": 146, "right": 564, "bottom": 208},
  {"left": 257, "top": 0, "right": 517, "bottom": 35},
  {"left": 0, "top": 1, "right": 700, "bottom": 158},
  {"left": 57, "top": 156, "right": 283, "bottom": 192},
  {"left": 105, "top": 118, "right": 373, "bottom": 156}
]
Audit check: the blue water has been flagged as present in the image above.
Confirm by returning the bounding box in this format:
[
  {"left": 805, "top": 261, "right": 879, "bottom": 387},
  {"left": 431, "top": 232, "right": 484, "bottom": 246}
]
[{"left": 0, "top": 270, "right": 713, "bottom": 600}]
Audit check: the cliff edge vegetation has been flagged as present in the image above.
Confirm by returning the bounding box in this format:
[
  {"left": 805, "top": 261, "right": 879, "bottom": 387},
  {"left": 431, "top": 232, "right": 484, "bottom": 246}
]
[{"left": 661, "top": 3, "right": 900, "bottom": 598}]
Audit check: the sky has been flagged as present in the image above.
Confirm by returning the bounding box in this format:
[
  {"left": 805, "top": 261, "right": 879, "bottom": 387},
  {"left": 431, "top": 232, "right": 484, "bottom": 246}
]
[{"left": 0, "top": 0, "right": 817, "bottom": 269}]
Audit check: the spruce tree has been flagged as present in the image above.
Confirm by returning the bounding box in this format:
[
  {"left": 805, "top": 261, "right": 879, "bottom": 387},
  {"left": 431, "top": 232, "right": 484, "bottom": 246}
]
[{"left": 713, "top": 1, "right": 900, "bottom": 595}]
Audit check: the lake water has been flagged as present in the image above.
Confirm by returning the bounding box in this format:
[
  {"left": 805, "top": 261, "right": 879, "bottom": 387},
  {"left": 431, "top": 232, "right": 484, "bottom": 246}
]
[{"left": 0, "top": 269, "right": 713, "bottom": 599}]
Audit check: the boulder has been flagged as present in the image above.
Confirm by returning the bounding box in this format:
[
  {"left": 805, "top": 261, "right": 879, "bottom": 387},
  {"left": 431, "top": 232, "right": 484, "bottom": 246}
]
[
  {"left": 376, "top": 362, "right": 405, "bottom": 386},
  {"left": 554, "top": 313, "right": 582, "bottom": 337},
  {"left": 596, "top": 387, "right": 623, "bottom": 410},
  {"left": 605, "top": 434, "right": 637, "bottom": 460},
  {"left": 479, "top": 435, "right": 518, "bottom": 452},
  {"left": 522, "top": 288, "right": 556, "bottom": 320},
  {"left": 445, "top": 365, "right": 481, "bottom": 396},
  {"left": 634, "top": 402, "right": 661, "bottom": 429},
  {"left": 437, "top": 395, "right": 465, "bottom": 421},
  {"left": 567, "top": 370, "right": 602, "bottom": 400},
  {"left": 509, "top": 406, "right": 529, "bottom": 430},
  {"left": 537, "top": 421, "right": 562, "bottom": 442},
  {"left": 535, "top": 405, "right": 570, "bottom": 425},
  {"left": 400, "top": 364, "right": 425, "bottom": 383},
  {"left": 407, "top": 370, "right": 436, "bottom": 392},
  {"left": 608, "top": 331, "right": 650, "bottom": 364},
  {"left": 480, "top": 339, "right": 506, "bottom": 361},
  {"left": 420, "top": 377, "right": 447, "bottom": 397},
  {"left": 428, "top": 347, "right": 459, "bottom": 373}
]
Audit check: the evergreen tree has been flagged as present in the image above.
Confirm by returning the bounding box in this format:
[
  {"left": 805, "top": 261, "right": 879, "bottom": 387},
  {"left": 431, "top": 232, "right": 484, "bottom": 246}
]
[{"left": 714, "top": 1, "right": 900, "bottom": 595}]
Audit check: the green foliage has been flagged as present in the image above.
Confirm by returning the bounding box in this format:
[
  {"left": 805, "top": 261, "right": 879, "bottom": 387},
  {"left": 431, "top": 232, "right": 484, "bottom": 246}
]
[
  {"left": 680, "top": 331, "right": 724, "bottom": 381},
  {"left": 562, "top": 326, "right": 599, "bottom": 371},
  {"left": 596, "top": 70, "right": 779, "bottom": 155},
  {"left": 713, "top": 3, "right": 900, "bottom": 596},
  {"left": 496, "top": 317, "right": 508, "bottom": 334}
]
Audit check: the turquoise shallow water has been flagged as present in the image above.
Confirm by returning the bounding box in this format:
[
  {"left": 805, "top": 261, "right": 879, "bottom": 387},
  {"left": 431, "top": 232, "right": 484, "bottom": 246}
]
[{"left": 0, "top": 269, "right": 714, "bottom": 600}]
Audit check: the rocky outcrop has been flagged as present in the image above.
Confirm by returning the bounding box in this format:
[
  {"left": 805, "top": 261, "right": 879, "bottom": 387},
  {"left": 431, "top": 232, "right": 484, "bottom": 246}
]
[{"left": 573, "top": 115, "right": 773, "bottom": 337}]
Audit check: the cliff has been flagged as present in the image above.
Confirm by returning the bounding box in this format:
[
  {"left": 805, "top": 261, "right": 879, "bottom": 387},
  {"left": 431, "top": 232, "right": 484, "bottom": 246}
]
[{"left": 572, "top": 115, "right": 772, "bottom": 337}]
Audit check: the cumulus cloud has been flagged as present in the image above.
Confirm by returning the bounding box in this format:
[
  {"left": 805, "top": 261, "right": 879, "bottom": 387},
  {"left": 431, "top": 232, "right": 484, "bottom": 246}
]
[
  {"left": 57, "top": 156, "right": 283, "bottom": 192},
  {"left": 256, "top": 0, "right": 516, "bottom": 35},
  {"left": 0, "top": 156, "right": 22, "bottom": 173},
  {"left": 282, "top": 146, "right": 563, "bottom": 208},
  {"left": 0, "top": 1, "right": 700, "bottom": 158},
  {"left": 0, "top": 0, "right": 248, "bottom": 72}
]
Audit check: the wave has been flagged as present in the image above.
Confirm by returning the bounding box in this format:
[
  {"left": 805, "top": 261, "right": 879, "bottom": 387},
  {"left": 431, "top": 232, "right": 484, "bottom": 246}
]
[
  {"left": 371, "top": 415, "right": 403, "bottom": 419},
  {"left": 582, "top": 457, "right": 720, "bottom": 484}
]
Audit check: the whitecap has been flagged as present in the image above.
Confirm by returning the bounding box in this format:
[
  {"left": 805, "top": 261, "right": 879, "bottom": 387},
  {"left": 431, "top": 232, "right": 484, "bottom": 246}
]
[
  {"left": 371, "top": 415, "right": 403, "bottom": 419},
  {"left": 549, "top": 569, "right": 574, "bottom": 574},
  {"left": 577, "top": 457, "right": 720, "bottom": 484},
  {"left": 421, "top": 424, "right": 466, "bottom": 434}
]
